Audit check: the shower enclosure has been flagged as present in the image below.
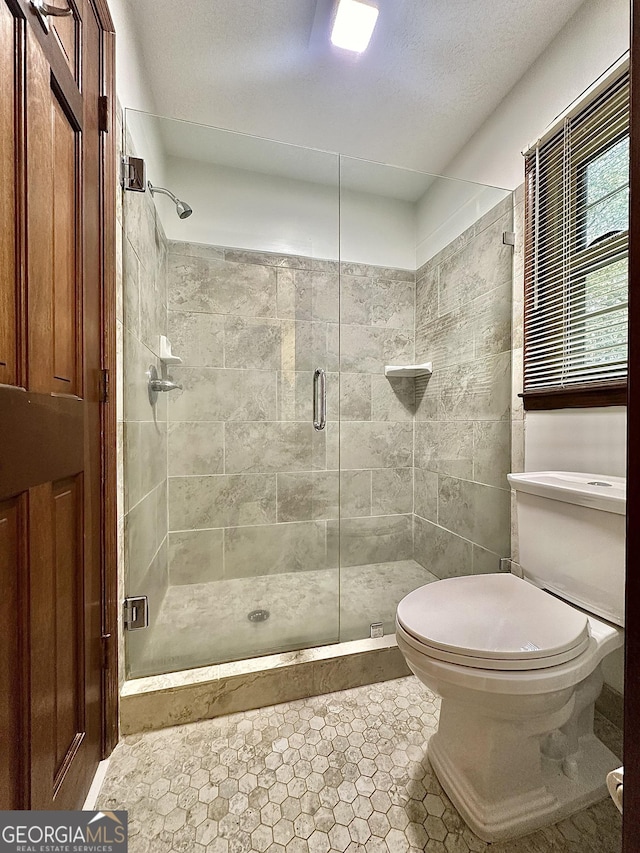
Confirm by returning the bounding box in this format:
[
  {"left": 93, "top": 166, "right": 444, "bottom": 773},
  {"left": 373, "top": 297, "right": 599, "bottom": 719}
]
[{"left": 119, "top": 109, "right": 513, "bottom": 679}]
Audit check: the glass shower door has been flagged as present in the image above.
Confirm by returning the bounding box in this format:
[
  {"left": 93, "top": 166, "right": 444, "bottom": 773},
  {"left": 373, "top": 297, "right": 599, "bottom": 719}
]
[{"left": 122, "top": 111, "right": 341, "bottom": 677}]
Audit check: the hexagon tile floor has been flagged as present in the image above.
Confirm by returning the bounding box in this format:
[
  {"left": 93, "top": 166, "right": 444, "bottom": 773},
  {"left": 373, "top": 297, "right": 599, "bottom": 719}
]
[{"left": 97, "top": 676, "right": 622, "bottom": 853}]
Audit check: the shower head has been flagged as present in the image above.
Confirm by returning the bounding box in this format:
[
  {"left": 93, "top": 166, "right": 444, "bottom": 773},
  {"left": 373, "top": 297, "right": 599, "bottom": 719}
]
[
  {"left": 175, "top": 199, "right": 193, "bottom": 220},
  {"left": 148, "top": 182, "right": 193, "bottom": 219}
]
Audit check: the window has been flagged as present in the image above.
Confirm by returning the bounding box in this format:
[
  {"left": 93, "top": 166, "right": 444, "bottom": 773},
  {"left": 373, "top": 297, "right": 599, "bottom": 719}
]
[{"left": 523, "top": 66, "right": 629, "bottom": 409}]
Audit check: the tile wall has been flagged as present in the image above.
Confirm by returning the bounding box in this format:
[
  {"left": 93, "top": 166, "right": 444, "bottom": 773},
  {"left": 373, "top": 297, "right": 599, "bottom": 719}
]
[
  {"left": 338, "top": 264, "right": 416, "bottom": 565},
  {"left": 119, "top": 118, "right": 170, "bottom": 677},
  {"left": 165, "top": 244, "right": 419, "bottom": 595},
  {"left": 412, "top": 196, "right": 513, "bottom": 577}
]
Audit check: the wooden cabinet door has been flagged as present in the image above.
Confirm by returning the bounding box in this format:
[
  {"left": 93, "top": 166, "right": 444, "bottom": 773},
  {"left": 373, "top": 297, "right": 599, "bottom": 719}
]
[{"left": 0, "top": 0, "right": 112, "bottom": 809}]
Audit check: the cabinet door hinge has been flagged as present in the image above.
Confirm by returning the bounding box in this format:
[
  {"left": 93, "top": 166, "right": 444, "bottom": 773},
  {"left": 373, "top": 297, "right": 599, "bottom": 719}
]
[
  {"left": 98, "top": 95, "right": 109, "bottom": 133},
  {"left": 99, "top": 368, "right": 110, "bottom": 403}
]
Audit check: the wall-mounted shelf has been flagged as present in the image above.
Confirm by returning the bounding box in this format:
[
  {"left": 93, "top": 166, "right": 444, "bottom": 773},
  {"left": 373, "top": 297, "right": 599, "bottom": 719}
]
[
  {"left": 159, "top": 335, "right": 182, "bottom": 366},
  {"left": 384, "top": 362, "right": 432, "bottom": 379}
]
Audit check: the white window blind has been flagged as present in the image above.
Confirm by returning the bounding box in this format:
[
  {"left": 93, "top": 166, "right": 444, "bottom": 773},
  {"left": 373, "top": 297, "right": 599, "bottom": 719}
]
[{"left": 523, "top": 68, "right": 629, "bottom": 397}]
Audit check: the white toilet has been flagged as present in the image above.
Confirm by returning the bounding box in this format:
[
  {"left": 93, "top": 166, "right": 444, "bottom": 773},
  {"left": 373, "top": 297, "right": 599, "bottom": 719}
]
[{"left": 396, "top": 472, "right": 625, "bottom": 842}]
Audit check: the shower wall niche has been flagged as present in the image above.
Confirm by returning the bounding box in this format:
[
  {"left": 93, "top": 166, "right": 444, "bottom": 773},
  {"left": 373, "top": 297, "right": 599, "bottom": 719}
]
[{"left": 120, "top": 109, "right": 513, "bottom": 680}]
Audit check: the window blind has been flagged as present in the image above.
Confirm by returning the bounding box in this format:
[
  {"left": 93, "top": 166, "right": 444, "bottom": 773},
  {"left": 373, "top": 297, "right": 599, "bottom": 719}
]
[{"left": 523, "top": 68, "right": 629, "bottom": 397}]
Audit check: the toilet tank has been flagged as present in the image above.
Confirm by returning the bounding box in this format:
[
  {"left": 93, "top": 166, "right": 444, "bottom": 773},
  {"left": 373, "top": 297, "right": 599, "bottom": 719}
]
[{"left": 508, "top": 472, "right": 626, "bottom": 627}]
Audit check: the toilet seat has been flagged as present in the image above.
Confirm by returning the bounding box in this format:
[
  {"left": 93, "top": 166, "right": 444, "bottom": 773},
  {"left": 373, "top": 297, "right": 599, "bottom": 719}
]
[{"left": 396, "top": 574, "right": 591, "bottom": 672}]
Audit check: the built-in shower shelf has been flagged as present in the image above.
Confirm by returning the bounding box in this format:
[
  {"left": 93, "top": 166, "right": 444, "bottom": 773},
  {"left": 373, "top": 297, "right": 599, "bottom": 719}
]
[
  {"left": 384, "top": 362, "right": 433, "bottom": 379},
  {"left": 159, "top": 335, "right": 182, "bottom": 365}
]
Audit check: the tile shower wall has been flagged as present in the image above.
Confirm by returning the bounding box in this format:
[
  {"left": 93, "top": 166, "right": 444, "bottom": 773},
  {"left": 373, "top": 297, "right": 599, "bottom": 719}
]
[
  {"left": 339, "top": 264, "right": 416, "bottom": 565},
  {"left": 120, "top": 123, "right": 169, "bottom": 676},
  {"left": 413, "top": 197, "right": 513, "bottom": 577},
  {"left": 165, "top": 245, "right": 418, "bottom": 589},
  {"left": 166, "top": 243, "right": 340, "bottom": 588}
]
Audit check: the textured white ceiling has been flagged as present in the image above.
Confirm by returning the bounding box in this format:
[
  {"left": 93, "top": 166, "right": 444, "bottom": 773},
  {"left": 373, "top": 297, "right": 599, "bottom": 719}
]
[{"left": 124, "top": 0, "right": 586, "bottom": 176}]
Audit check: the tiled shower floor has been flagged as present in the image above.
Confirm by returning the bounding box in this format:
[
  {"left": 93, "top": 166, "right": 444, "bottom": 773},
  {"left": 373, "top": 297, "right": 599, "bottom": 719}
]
[
  {"left": 132, "top": 560, "right": 436, "bottom": 677},
  {"left": 98, "top": 676, "right": 622, "bottom": 852}
]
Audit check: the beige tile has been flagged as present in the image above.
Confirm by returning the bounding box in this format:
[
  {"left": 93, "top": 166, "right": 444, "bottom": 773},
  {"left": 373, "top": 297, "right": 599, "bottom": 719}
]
[
  {"left": 414, "top": 468, "right": 438, "bottom": 522},
  {"left": 168, "top": 254, "right": 277, "bottom": 317},
  {"left": 123, "top": 330, "right": 160, "bottom": 422},
  {"left": 276, "top": 471, "right": 339, "bottom": 522},
  {"left": 423, "top": 303, "right": 475, "bottom": 368},
  {"left": 224, "top": 521, "right": 335, "bottom": 578},
  {"left": 276, "top": 269, "right": 339, "bottom": 322},
  {"left": 340, "top": 470, "right": 372, "bottom": 518},
  {"left": 340, "top": 373, "right": 371, "bottom": 421},
  {"left": 371, "top": 468, "right": 413, "bottom": 515},
  {"left": 277, "top": 370, "right": 339, "bottom": 423},
  {"left": 472, "top": 420, "right": 511, "bottom": 488},
  {"left": 168, "top": 474, "right": 276, "bottom": 530},
  {"left": 340, "top": 422, "right": 413, "bottom": 470},
  {"left": 167, "top": 367, "right": 277, "bottom": 422},
  {"left": 169, "top": 529, "right": 224, "bottom": 585},
  {"left": 168, "top": 240, "right": 225, "bottom": 261},
  {"left": 370, "top": 375, "right": 414, "bottom": 421},
  {"left": 415, "top": 420, "right": 473, "bottom": 478},
  {"left": 167, "top": 310, "right": 224, "bottom": 368},
  {"left": 473, "top": 281, "right": 512, "bottom": 359},
  {"left": 167, "top": 422, "right": 224, "bottom": 476},
  {"left": 122, "top": 234, "right": 140, "bottom": 337},
  {"left": 225, "top": 422, "right": 321, "bottom": 474},
  {"left": 415, "top": 265, "right": 439, "bottom": 337},
  {"left": 438, "top": 213, "right": 513, "bottom": 316},
  {"left": 439, "top": 352, "right": 511, "bottom": 422},
  {"left": 437, "top": 476, "right": 510, "bottom": 556},
  {"left": 224, "top": 316, "right": 283, "bottom": 370},
  {"left": 472, "top": 544, "right": 504, "bottom": 575},
  {"left": 340, "top": 325, "right": 414, "bottom": 375},
  {"left": 126, "top": 483, "right": 166, "bottom": 591},
  {"left": 339, "top": 515, "right": 413, "bottom": 567},
  {"left": 413, "top": 516, "right": 473, "bottom": 579}
]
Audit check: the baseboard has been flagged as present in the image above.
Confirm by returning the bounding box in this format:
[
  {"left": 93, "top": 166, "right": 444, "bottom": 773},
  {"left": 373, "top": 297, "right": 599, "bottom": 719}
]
[{"left": 596, "top": 683, "right": 624, "bottom": 729}]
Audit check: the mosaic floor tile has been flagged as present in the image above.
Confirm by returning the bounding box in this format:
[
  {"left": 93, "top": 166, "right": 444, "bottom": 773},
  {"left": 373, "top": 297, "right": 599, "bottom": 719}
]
[{"left": 98, "top": 676, "right": 622, "bottom": 852}]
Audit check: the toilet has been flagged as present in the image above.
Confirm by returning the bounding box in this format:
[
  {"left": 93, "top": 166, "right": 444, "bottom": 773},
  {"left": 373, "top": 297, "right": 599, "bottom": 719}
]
[{"left": 396, "top": 472, "right": 625, "bottom": 842}]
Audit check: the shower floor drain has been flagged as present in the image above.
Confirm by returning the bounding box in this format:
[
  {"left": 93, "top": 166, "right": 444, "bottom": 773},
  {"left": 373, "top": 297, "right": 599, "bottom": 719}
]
[{"left": 247, "top": 609, "right": 270, "bottom": 623}]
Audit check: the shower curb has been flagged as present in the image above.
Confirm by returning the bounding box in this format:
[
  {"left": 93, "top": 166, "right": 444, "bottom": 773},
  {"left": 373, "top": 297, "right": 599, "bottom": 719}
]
[{"left": 119, "top": 635, "right": 410, "bottom": 734}]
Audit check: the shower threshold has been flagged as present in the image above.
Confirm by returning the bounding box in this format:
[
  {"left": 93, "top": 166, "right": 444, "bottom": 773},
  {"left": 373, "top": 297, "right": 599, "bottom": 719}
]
[{"left": 120, "top": 633, "right": 409, "bottom": 734}]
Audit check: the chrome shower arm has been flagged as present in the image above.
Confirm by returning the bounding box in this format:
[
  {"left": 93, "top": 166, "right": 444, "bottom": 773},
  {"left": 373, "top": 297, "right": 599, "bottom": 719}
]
[{"left": 148, "top": 182, "right": 179, "bottom": 204}]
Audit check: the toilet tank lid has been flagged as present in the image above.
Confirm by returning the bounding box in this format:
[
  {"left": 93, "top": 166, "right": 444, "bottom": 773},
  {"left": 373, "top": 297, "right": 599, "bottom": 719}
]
[{"left": 507, "top": 472, "right": 626, "bottom": 515}]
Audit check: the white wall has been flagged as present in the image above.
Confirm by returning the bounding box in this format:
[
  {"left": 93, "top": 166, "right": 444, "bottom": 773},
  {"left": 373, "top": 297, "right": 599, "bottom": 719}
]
[
  {"left": 444, "top": 0, "right": 629, "bottom": 190},
  {"left": 340, "top": 190, "right": 416, "bottom": 269},
  {"left": 416, "top": 0, "right": 629, "bottom": 265},
  {"left": 162, "top": 156, "right": 416, "bottom": 268},
  {"left": 107, "top": 0, "right": 156, "bottom": 114},
  {"left": 525, "top": 409, "right": 627, "bottom": 478},
  {"left": 416, "top": 180, "right": 510, "bottom": 268}
]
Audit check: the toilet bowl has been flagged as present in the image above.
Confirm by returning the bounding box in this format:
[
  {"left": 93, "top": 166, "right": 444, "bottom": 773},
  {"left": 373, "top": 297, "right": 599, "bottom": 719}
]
[{"left": 396, "top": 472, "right": 625, "bottom": 842}]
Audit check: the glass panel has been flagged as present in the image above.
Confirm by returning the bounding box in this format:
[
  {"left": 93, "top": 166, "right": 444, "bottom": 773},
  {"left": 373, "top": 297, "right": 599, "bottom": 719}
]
[
  {"left": 338, "top": 156, "right": 513, "bottom": 642},
  {"left": 567, "top": 258, "right": 629, "bottom": 375},
  {"left": 584, "top": 135, "right": 629, "bottom": 246},
  {"left": 122, "top": 110, "right": 340, "bottom": 677}
]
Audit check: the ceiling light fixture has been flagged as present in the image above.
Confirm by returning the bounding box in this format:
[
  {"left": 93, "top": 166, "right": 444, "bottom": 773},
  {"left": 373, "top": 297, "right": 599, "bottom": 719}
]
[{"left": 330, "top": 0, "right": 379, "bottom": 54}]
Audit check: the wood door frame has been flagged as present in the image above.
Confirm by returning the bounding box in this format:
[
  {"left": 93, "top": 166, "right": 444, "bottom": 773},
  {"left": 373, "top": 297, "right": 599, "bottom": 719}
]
[
  {"left": 625, "top": 2, "right": 640, "bottom": 849},
  {"left": 91, "top": 0, "right": 119, "bottom": 757}
]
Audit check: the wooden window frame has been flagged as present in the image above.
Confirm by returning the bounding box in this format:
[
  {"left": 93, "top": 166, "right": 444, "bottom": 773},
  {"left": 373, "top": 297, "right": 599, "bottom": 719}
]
[{"left": 522, "top": 71, "right": 629, "bottom": 411}]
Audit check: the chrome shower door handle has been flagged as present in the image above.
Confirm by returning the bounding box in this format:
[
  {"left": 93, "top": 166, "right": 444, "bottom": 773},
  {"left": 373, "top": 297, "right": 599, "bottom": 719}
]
[{"left": 313, "top": 368, "right": 326, "bottom": 431}]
